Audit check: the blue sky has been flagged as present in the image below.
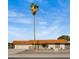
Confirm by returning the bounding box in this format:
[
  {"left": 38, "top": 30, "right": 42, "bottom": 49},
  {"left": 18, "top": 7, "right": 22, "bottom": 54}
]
[{"left": 8, "top": 0, "right": 70, "bottom": 42}]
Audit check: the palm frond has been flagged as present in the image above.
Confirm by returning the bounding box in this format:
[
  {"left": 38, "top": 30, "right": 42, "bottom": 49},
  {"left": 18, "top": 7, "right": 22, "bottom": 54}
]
[{"left": 30, "top": 3, "right": 39, "bottom": 15}]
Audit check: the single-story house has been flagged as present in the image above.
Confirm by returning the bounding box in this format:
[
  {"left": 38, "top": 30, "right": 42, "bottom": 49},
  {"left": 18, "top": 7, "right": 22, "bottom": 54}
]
[
  {"left": 13, "top": 39, "right": 70, "bottom": 50},
  {"left": 8, "top": 43, "right": 14, "bottom": 49}
]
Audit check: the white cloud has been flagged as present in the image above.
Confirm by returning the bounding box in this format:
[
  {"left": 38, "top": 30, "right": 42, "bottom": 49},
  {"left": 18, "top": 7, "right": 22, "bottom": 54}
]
[
  {"left": 8, "top": 0, "right": 69, "bottom": 41},
  {"left": 10, "top": 18, "right": 33, "bottom": 25},
  {"left": 36, "top": 11, "right": 69, "bottom": 37},
  {"left": 8, "top": 10, "right": 26, "bottom": 17},
  {"left": 39, "top": 21, "right": 47, "bottom": 25},
  {"left": 37, "top": 25, "right": 58, "bottom": 36},
  {"left": 8, "top": 10, "right": 33, "bottom": 25},
  {"left": 37, "top": 21, "right": 69, "bottom": 38},
  {"left": 9, "top": 17, "right": 49, "bottom": 25},
  {"left": 8, "top": 26, "right": 33, "bottom": 39},
  {"left": 9, "top": 11, "right": 48, "bottom": 25},
  {"left": 8, "top": 11, "right": 17, "bottom": 17},
  {"left": 24, "top": 0, "right": 34, "bottom": 3},
  {"left": 9, "top": 26, "right": 27, "bottom": 35},
  {"left": 24, "top": 0, "right": 47, "bottom": 4},
  {"left": 58, "top": 0, "right": 67, "bottom": 7}
]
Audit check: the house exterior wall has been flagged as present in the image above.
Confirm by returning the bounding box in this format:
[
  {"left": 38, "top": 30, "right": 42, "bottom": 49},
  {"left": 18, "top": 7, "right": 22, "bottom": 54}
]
[
  {"left": 55, "top": 45, "right": 60, "bottom": 48},
  {"left": 65, "top": 44, "right": 70, "bottom": 49},
  {"left": 14, "top": 44, "right": 66, "bottom": 49},
  {"left": 48, "top": 44, "right": 55, "bottom": 49},
  {"left": 60, "top": 44, "right": 65, "bottom": 49},
  {"left": 15, "top": 45, "right": 32, "bottom": 49},
  {"left": 48, "top": 44, "right": 66, "bottom": 50}
]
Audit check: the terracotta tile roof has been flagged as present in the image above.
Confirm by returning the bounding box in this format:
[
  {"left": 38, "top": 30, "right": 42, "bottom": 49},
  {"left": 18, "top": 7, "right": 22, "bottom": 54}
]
[{"left": 13, "top": 39, "right": 68, "bottom": 45}]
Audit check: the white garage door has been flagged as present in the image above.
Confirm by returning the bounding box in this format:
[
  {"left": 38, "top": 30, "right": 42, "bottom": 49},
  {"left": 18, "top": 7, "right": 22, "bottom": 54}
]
[{"left": 15, "top": 45, "right": 32, "bottom": 49}]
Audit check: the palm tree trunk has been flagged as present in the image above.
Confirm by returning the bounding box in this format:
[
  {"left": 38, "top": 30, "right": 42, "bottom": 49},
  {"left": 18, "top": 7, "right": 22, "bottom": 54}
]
[{"left": 33, "top": 15, "right": 36, "bottom": 49}]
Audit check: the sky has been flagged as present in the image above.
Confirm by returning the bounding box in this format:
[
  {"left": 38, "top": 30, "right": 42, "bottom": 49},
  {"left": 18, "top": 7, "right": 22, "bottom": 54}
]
[{"left": 8, "top": 0, "right": 70, "bottom": 42}]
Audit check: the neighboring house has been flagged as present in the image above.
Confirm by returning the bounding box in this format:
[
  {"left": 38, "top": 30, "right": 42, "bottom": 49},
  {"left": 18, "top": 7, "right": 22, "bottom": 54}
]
[
  {"left": 12, "top": 39, "right": 70, "bottom": 50},
  {"left": 8, "top": 43, "right": 14, "bottom": 49}
]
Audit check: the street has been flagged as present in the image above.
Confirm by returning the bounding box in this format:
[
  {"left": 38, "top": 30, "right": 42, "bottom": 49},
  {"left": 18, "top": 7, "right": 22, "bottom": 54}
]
[
  {"left": 9, "top": 57, "right": 70, "bottom": 59},
  {"left": 8, "top": 49, "right": 70, "bottom": 59}
]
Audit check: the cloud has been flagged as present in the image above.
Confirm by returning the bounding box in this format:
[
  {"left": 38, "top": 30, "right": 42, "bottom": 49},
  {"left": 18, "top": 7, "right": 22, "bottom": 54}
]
[
  {"left": 9, "top": 17, "right": 48, "bottom": 25},
  {"left": 36, "top": 24, "right": 69, "bottom": 39},
  {"left": 36, "top": 15, "right": 70, "bottom": 37},
  {"left": 8, "top": 11, "right": 17, "bottom": 17},
  {"left": 39, "top": 21, "right": 47, "bottom": 25},
  {"left": 24, "top": 0, "right": 34, "bottom": 3},
  {"left": 58, "top": 0, "right": 67, "bottom": 7},
  {"left": 24, "top": 0, "right": 46, "bottom": 4},
  {"left": 36, "top": 19, "right": 62, "bottom": 37},
  {"left": 8, "top": 10, "right": 33, "bottom": 25},
  {"left": 9, "top": 18, "right": 33, "bottom": 25},
  {"left": 8, "top": 10, "right": 48, "bottom": 25},
  {"left": 37, "top": 25, "right": 58, "bottom": 36},
  {"left": 8, "top": 26, "right": 33, "bottom": 40},
  {"left": 9, "top": 26, "right": 27, "bottom": 35},
  {"left": 8, "top": 0, "right": 70, "bottom": 42},
  {"left": 8, "top": 10, "right": 26, "bottom": 17}
]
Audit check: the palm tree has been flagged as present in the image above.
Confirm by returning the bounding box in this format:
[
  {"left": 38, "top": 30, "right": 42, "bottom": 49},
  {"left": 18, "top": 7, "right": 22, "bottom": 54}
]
[{"left": 31, "top": 3, "right": 39, "bottom": 49}]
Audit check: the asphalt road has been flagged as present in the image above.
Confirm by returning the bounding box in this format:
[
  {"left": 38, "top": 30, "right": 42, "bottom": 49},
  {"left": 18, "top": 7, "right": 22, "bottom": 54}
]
[
  {"left": 8, "top": 49, "right": 70, "bottom": 59},
  {"left": 8, "top": 57, "right": 70, "bottom": 59}
]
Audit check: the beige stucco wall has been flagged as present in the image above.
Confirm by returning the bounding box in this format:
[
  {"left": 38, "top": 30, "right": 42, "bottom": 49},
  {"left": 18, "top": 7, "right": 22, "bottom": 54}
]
[
  {"left": 48, "top": 44, "right": 65, "bottom": 50},
  {"left": 14, "top": 44, "right": 66, "bottom": 49},
  {"left": 60, "top": 44, "right": 65, "bottom": 49},
  {"left": 48, "top": 44, "right": 55, "bottom": 49},
  {"left": 15, "top": 45, "right": 32, "bottom": 49}
]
